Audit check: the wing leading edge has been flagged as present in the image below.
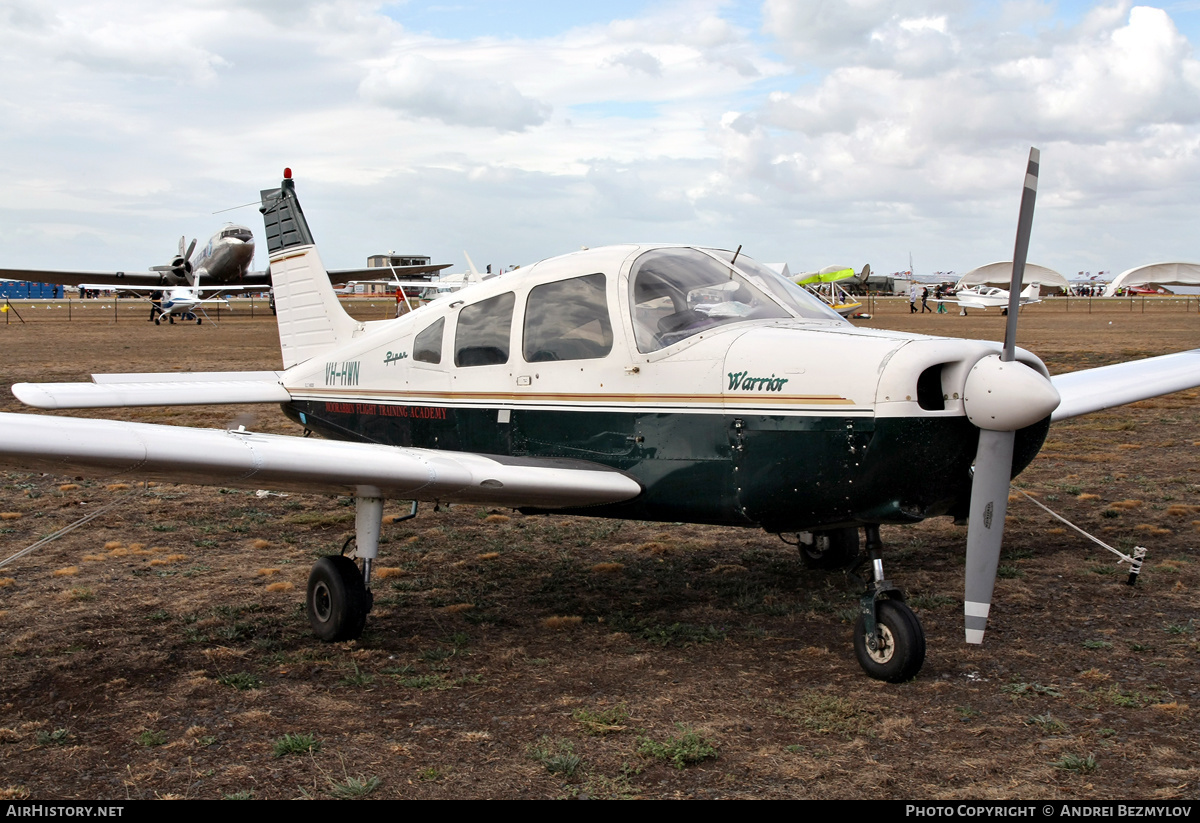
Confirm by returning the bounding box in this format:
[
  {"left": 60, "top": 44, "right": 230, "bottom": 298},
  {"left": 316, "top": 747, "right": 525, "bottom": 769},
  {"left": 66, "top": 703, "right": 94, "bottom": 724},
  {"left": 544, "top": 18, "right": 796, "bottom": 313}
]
[
  {"left": 13, "top": 371, "right": 289, "bottom": 409},
  {"left": 0, "top": 412, "right": 642, "bottom": 509},
  {"left": 1051, "top": 349, "right": 1200, "bottom": 421}
]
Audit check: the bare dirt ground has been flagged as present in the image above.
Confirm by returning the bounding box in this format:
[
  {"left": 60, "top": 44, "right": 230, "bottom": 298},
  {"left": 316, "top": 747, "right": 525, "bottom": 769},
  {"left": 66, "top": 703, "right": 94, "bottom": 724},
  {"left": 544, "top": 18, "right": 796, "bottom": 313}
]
[{"left": 0, "top": 296, "right": 1197, "bottom": 800}]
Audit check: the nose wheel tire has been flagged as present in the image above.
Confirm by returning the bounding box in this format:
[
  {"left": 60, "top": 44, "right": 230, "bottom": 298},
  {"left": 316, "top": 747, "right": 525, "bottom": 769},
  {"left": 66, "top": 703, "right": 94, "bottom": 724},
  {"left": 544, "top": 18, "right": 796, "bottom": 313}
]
[
  {"left": 853, "top": 600, "right": 925, "bottom": 682},
  {"left": 307, "top": 555, "right": 369, "bottom": 641}
]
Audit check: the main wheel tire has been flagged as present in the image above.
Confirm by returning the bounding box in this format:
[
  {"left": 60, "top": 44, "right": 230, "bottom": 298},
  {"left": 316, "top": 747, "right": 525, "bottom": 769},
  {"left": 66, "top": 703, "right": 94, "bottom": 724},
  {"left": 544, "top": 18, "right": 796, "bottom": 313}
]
[
  {"left": 853, "top": 600, "right": 926, "bottom": 682},
  {"left": 799, "top": 527, "right": 861, "bottom": 569},
  {"left": 307, "top": 555, "right": 369, "bottom": 642}
]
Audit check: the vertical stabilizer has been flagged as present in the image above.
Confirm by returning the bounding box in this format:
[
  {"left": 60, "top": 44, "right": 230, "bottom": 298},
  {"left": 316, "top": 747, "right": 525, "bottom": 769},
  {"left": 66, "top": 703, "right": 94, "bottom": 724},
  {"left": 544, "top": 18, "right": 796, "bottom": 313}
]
[{"left": 260, "top": 171, "right": 355, "bottom": 369}]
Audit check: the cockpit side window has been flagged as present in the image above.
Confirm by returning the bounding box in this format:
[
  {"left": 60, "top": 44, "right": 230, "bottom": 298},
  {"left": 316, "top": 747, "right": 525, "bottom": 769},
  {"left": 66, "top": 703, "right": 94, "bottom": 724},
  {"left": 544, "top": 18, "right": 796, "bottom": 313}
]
[
  {"left": 413, "top": 317, "right": 444, "bottom": 364},
  {"left": 455, "top": 292, "right": 515, "bottom": 367},
  {"left": 523, "top": 274, "right": 613, "bottom": 362},
  {"left": 628, "top": 248, "right": 791, "bottom": 353}
]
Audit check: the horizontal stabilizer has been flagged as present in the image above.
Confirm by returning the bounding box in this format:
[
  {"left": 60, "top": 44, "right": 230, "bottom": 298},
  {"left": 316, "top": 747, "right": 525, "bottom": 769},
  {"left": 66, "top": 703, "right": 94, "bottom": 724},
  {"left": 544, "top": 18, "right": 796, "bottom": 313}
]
[
  {"left": 1051, "top": 349, "right": 1200, "bottom": 421},
  {"left": 0, "top": 412, "right": 642, "bottom": 509},
  {"left": 13, "top": 371, "right": 288, "bottom": 409}
]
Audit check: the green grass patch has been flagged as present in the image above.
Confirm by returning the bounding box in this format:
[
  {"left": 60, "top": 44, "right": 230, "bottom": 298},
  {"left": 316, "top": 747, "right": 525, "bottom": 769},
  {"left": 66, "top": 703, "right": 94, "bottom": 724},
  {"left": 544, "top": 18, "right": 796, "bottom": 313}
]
[
  {"left": 1053, "top": 753, "right": 1098, "bottom": 773},
  {"left": 528, "top": 736, "right": 583, "bottom": 776},
  {"left": 607, "top": 614, "right": 726, "bottom": 647},
  {"left": 1025, "top": 713, "right": 1066, "bottom": 733},
  {"left": 329, "top": 775, "right": 381, "bottom": 799},
  {"left": 908, "top": 594, "right": 957, "bottom": 610},
  {"left": 35, "top": 729, "right": 70, "bottom": 747},
  {"left": 637, "top": 725, "right": 717, "bottom": 770},
  {"left": 339, "top": 663, "right": 375, "bottom": 688},
  {"left": 273, "top": 732, "right": 320, "bottom": 757},
  {"left": 1001, "top": 682, "right": 1063, "bottom": 698},
  {"left": 574, "top": 703, "right": 630, "bottom": 735},
  {"left": 776, "top": 691, "right": 876, "bottom": 738},
  {"left": 217, "top": 672, "right": 262, "bottom": 691},
  {"left": 137, "top": 730, "right": 167, "bottom": 747}
]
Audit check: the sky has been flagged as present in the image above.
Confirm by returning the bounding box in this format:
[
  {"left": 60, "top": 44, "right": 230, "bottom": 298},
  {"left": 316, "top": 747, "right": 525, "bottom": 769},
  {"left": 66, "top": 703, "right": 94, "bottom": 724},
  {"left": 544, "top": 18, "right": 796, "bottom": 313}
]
[{"left": 4, "top": 0, "right": 1200, "bottom": 280}]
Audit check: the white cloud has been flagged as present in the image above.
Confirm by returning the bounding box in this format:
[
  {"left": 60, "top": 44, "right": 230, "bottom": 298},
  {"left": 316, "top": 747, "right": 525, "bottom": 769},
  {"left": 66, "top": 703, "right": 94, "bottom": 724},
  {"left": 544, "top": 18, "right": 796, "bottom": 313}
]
[
  {"left": 2, "top": 1, "right": 1200, "bottom": 280},
  {"left": 359, "top": 53, "right": 551, "bottom": 132},
  {"left": 604, "top": 48, "right": 664, "bottom": 77}
]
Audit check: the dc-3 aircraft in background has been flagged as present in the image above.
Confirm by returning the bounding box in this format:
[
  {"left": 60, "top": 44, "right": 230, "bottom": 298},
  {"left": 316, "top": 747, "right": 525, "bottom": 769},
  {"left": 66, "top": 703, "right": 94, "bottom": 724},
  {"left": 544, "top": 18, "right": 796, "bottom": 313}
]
[
  {"left": 3, "top": 153, "right": 1199, "bottom": 682},
  {"left": 0, "top": 224, "right": 449, "bottom": 290}
]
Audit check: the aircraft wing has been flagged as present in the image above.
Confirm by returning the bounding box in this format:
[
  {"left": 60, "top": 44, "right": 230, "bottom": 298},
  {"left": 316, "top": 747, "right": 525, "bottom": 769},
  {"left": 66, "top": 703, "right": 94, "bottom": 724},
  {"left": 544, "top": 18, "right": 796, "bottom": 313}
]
[
  {"left": 0, "top": 268, "right": 175, "bottom": 289},
  {"left": 0, "top": 412, "right": 642, "bottom": 509},
  {"left": 2, "top": 264, "right": 449, "bottom": 290},
  {"left": 1051, "top": 349, "right": 1200, "bottom": 421},
  {"left": 12, "top": 371, "right": 288, "bottom": 410}
]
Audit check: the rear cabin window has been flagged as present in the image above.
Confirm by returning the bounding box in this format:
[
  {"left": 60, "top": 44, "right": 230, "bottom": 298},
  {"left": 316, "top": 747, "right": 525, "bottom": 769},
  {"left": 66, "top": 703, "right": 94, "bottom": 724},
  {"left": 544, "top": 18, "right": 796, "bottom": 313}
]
[
  {"left": 413, "top": 317, "right": 444, "bottom": 364},
  {"left": 523, "top": 274, "right": 613, "bottom": 362},
  {"left": 455, "top": 292, "right": 515, "bottom": 367}
]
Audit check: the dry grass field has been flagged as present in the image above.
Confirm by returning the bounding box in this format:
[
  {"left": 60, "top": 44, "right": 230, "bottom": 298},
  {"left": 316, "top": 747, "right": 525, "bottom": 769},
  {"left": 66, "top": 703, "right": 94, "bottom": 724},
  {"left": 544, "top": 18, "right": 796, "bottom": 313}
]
[{"left": 0, "top": 295, "right": 1197, "bottom": 799}]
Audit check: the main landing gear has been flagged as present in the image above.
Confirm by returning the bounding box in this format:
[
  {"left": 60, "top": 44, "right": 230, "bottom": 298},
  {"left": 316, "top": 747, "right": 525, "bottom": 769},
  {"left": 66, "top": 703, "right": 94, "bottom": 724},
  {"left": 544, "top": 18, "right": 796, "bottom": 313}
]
[
  {"left": 784, "top": 525, "right": 926, "bottom": 682},
  {"left": 304, "top": 493, "right": 418, "bottom": 642}
]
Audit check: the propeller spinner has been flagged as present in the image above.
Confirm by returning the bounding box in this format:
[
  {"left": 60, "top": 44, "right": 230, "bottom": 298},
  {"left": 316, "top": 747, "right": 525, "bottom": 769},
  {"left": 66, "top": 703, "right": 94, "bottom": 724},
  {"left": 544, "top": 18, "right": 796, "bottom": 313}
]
[{"left": 961, "top": 147, "right": 1060, "bottom": 645}]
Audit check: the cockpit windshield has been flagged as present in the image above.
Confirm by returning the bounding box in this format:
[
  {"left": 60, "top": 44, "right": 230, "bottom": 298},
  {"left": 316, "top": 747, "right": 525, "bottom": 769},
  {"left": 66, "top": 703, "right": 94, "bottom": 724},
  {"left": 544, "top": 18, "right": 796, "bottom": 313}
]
[
  {"left": 221, "top": 226, "right": 253, "bottom": 241},
  {"left": 628, "top": 247, "right": 845, "bottom": 353},
  {"left": 709, "top": 250, "right": 847, "bottom": 324}
]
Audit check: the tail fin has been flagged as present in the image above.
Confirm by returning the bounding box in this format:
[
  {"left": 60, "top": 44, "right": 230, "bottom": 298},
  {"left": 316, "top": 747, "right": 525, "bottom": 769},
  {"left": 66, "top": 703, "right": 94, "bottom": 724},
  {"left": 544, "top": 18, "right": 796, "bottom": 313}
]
[{"left": 259, "top": 170, "right": 356, "bottom": 369}]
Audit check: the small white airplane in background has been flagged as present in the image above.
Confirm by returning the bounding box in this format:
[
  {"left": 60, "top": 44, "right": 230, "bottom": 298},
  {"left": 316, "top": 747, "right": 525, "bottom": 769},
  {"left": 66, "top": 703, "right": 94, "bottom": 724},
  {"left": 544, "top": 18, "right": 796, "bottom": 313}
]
[
  {"left": 949, "top": 282, "right": 1041, "bottom": 314},
  {"left": 84, "top": 273, "right": 257, "bottom": 325},
  {"left": 3, "top": 155, "right": 1199, "bottom": 683}
]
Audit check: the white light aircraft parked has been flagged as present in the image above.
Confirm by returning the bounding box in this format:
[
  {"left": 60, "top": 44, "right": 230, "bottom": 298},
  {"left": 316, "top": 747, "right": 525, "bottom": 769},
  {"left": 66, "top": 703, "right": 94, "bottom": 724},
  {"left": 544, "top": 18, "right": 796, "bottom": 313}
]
[
  {"left": 949, "top": 282, "right": 1042, "bottom": 314},
  {"left": 3, "top": 154, "right": 1199, "bottom": 682},
  {"left": 84, "top": 272, "right": 256, "bottom": 325}
]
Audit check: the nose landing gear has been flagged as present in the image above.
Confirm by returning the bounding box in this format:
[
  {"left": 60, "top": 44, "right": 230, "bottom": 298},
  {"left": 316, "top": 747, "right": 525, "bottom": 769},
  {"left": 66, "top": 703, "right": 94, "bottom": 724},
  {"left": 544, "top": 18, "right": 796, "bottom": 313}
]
[{"left": 852, "top": 525, "right": 926, "bottom": 682}]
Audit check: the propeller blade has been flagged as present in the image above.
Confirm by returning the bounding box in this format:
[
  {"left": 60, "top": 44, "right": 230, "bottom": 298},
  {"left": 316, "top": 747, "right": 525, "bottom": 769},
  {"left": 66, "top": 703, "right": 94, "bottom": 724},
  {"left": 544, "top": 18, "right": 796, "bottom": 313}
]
[
  {"left": 184, "top": 238, "right": 197, "bottom": 263},
  {"left": 962, "top": 146, "right": 1042, "bottom": 645},
  {"left": 463, "top": 251, "right": 481, "bottom": 281},
  {"left": 1002, "top": 147, "right": 1039, "bottom": 361},
  {"left": 963, "top": 429, "right": 1015, "bottom": 643}
]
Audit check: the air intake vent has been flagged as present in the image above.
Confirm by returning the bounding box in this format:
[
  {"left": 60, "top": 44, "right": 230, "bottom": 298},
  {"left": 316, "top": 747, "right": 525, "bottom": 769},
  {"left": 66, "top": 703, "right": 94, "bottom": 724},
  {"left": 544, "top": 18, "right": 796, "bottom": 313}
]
[{"left": 917, "top": 364, "right": 945, "bottom": 411}]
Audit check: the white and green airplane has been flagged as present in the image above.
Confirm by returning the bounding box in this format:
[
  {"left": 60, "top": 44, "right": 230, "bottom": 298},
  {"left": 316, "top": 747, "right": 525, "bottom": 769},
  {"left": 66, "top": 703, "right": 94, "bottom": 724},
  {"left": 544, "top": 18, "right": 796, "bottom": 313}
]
[{"left": 3, "top": 155, "right": 1197, "bottom": 682}]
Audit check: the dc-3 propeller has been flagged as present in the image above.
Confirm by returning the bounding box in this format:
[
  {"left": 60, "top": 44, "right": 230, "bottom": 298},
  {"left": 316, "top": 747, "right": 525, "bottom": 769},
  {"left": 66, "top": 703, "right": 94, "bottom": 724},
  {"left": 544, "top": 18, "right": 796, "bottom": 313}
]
[{"left": 150, "top": 236, "right": 198, "bottom": 284}]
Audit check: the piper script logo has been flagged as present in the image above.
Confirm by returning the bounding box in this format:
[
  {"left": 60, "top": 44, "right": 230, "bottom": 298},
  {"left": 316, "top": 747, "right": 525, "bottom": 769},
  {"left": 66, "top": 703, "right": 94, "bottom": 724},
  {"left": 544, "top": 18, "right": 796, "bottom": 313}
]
[
  {"left": 325, "top": 360, "right": 360, "bottom": 386},
  {"left": 727, "top": 371, "right": 789, "bottom": 392}
]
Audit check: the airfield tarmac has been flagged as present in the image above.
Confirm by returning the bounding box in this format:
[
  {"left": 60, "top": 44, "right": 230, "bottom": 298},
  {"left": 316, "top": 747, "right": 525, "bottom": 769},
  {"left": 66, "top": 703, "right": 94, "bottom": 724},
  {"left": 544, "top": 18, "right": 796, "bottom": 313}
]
[{"left": 0, "top": 296, "right": 1197, "bottom": 799}]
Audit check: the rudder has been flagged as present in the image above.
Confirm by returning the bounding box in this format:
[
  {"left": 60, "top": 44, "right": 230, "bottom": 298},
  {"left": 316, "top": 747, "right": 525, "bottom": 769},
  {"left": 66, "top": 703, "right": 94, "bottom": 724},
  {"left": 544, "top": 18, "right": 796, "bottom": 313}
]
[{"left": 260, "top": 170, "right": 355, "bottom": 369}]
